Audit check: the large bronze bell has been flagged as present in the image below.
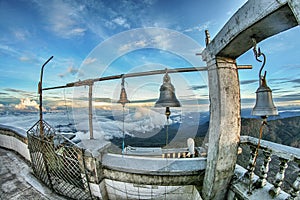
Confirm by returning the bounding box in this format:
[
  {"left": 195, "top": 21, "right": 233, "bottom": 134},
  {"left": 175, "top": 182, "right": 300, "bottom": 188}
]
[
  {"left": 252, "top": 75, "right": 278, "bottom": 117},
  {"left": 155, "top": 70, "right": 181, "bottom": 146},
  {"left": 155, "top": 71, "right": 181, "bottom": 108},
  {"left": 118, "top": 76, "right": 130, "bottom": 107}
]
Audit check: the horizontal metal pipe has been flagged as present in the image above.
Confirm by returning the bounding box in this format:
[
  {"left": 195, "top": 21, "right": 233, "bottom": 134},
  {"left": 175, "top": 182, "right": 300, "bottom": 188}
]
[{"left": 43, "top": 65, "right": 252, "bottom": 91}]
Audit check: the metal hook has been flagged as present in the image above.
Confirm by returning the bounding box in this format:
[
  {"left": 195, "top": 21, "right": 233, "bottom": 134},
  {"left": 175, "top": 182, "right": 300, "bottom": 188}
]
[
  {"left": 163, "top": 68, "right": 170, "bottom": 83},
  {"left": 252, "top": 38, "right": 267, "bottom": 84},
  {"left": 121, "top": 74, "right": 125, "bottom": 88},
  {"left": 252, "top": 38, "right": 261, "bottom": 62}
]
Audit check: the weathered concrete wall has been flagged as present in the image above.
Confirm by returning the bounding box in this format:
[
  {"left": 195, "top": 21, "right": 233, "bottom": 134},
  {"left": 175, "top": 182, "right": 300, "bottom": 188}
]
[
  {"left": 103, "top": 179, "right": 202, "bottom": 200},
  {"left": 103, "top": 168, "right": 205, "bottom": 186}
]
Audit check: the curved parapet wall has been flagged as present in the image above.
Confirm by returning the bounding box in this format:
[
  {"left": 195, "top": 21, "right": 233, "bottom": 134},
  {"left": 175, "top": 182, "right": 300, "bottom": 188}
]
[
  {"left": 0, "top": 124, "right": 31, "bottom": 162},
  {"left": 101, "top": 153, "right": 206, "bottom": 186},
  {"left": 102, "top": 153, "right": 206, "bottom": 175}
]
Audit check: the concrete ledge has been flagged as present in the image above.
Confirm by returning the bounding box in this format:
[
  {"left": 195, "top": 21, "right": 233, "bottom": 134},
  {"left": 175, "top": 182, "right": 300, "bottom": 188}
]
[
  {"left": 102, "top": 153, "right": 206, "bottom": 175},
  {"left": 0, "top": 125, "right": 30, "bottom": 162}
]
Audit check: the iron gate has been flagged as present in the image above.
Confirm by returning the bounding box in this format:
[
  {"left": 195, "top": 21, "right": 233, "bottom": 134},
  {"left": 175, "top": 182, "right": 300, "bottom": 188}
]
[{"left": 27, "top": 120, "right": 93, "bottom": 200}]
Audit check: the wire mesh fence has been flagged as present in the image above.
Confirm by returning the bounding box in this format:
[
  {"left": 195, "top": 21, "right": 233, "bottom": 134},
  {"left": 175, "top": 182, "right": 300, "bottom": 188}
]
[{"left": 27, "top": 120, "right": 94, "bottom": 200}]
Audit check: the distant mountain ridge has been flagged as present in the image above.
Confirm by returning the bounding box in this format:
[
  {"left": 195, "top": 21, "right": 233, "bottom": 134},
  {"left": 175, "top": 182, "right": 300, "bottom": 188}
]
[{"left": 241, "top": 116, "right": 300, "bottom": 148}]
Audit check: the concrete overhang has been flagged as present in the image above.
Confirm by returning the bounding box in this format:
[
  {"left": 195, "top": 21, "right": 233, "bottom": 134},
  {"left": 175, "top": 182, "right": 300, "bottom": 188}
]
[{"left": 202, "top": 0, "right": 300, "bottom": 61}]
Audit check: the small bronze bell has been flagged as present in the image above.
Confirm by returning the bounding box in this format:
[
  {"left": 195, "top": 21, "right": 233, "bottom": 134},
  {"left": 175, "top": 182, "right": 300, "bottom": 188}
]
[
  {"left": 251, "top": 43, "right": 278, "bottom": 117},
  {"left": 118, "top": 76, "right": 130, "bottom": 107},
  {"left": 155, "top": 71, "right": 181, "bottom": 108},
  {"left": 252, "top": 74, "right": 278, "bottom": 117}
]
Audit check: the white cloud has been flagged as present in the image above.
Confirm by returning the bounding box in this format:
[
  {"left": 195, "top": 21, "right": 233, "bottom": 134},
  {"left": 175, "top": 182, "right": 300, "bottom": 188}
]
[
  {"left": 68, "top": 28, "right": 86, "bottom": 36},
  {"left": 183, "top": 22, "right": 211, "bottom": 33},
  {"left": 0, "top": 45, "right": 40, "bottom": 64},
  {"left": 83, "top": 57, "right": 97, "bottom": 65},
  {"left": 59, "top": 65, "right": 79, "bottom": 78},
  {"left": 34, "top": 0, "right": 87, "bottom": 38},
  {"left": 19, "top": 55, "right": 39, "bottom": 63},
  {"left": 19, "top": 56, "right": 31, "bottom": 62},
  {"left": 118, "top": 39, "right": 148, "bottom": 52},
  {"left": 0, "top": 44, "right": 21, "bottom": 56},
  {"left": 13, "top": 29, "right": 30, "bottom": 41},
  {"left": 67, "top": 66, "right": 78, "bottom": 75},
  {"left": 112, "top": 17, "right": 130, "bottom": 29},
  {"left": 14, "top": 98, "right": 39, "bottom": 111}
]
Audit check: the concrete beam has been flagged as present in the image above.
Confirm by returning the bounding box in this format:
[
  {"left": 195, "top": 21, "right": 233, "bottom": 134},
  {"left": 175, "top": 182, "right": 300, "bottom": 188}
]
[{"left": 202, "top": 0, "right": 300, "bottom": 60}]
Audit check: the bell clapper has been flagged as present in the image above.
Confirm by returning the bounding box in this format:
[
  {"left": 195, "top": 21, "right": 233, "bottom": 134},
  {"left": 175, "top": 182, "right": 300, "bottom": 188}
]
[
  {"left": 165, "top": 107, "right": 171, "bottom": 146},
  {"left": 165, "top": 107, "right": 171, "bottom": 120}
]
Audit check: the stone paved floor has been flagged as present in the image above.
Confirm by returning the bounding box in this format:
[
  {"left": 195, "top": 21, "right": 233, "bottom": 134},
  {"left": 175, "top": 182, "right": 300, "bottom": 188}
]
[{"left": 0, "top": 147, "right": 66, "bottom": 200}]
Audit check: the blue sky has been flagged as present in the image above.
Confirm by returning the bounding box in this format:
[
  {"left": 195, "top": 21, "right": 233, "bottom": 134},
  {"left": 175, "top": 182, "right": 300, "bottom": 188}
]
[{"left": 0, "top": 0, "right": 299, "bottom": 112}]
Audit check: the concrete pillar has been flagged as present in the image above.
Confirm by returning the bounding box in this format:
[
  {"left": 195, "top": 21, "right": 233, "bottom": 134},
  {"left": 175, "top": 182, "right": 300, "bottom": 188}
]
[{"left": 202, "top": 56, "right": 241, "bottom": 200}]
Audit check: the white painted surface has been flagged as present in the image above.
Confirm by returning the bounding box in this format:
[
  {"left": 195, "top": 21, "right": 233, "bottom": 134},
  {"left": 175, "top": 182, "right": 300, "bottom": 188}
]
[{"left": 0, "top": 134, "right": 31, "bottom": 161}]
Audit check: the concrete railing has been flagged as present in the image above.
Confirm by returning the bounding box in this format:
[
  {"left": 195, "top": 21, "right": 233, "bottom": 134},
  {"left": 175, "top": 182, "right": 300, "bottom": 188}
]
[
  {"left": 0, "top": 124, "right": 31, "bottom": 161},
  {"left": 229, "top": 136, "right": 300, "bottom": 200}
]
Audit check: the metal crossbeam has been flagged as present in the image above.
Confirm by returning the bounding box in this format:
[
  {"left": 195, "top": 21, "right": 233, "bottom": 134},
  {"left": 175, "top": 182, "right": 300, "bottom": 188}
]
[{"left": 43, "top": 65, "right": 252, "bottom": 91}]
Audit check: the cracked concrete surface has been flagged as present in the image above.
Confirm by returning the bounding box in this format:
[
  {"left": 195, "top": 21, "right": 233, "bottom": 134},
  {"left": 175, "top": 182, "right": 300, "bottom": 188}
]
[{"left": 0, "top": 148, "right": 66, "bottom": 200}]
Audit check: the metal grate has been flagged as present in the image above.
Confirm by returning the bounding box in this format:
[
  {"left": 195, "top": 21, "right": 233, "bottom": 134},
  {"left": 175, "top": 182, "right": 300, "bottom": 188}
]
[{"left": 27, "top": 120, "right": 94, "bottom": 200}]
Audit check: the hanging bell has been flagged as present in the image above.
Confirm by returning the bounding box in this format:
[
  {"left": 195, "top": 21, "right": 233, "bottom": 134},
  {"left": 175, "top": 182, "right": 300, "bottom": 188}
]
[
  {"left": 118, "top": 76, "right": 130, "bottom": 107},
  {"left": 155, "top": 71, "right": 181, "bottom": 108},
  {"left": 252, "top": 75, "right": 278, "bottom": 117}
]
